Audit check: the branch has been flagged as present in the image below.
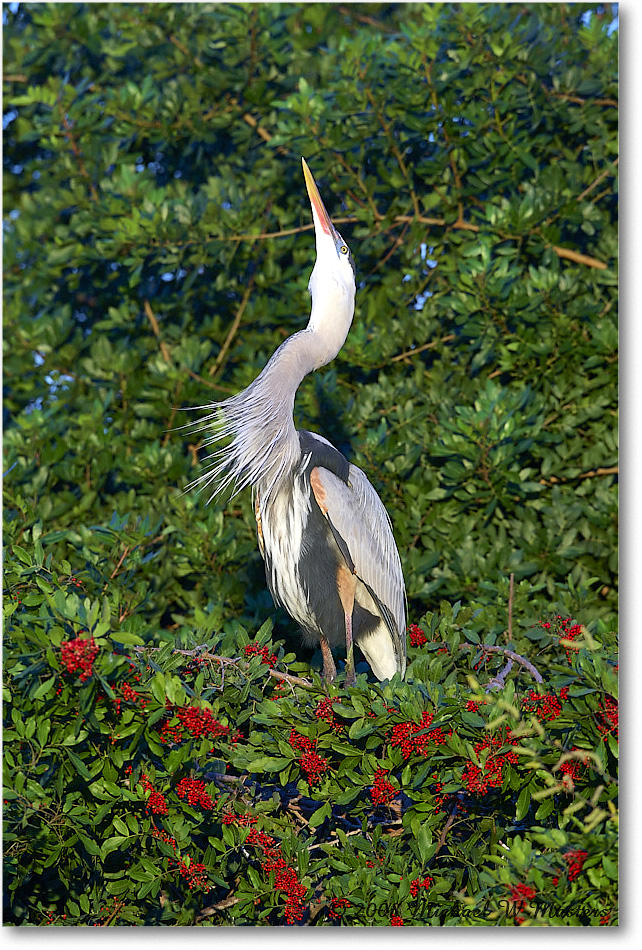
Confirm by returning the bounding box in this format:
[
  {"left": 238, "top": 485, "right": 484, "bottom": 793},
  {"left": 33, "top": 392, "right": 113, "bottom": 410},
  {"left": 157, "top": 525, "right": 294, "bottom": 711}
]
[
  {"left": 484, "top": 658, "right": 514, "bottom": 693},
  {"left": 539, "top": 465, "right": 618, "bottom": 487},
  {"left": 147, "top": 216, "right": 609, "bottom": 269},
  {"left": 549, "top": 90, "right": 618, "bottom": 108},
  {"left": 208, "top": 271, "right": 256, "bottom": 377},
  {"left": 268, "top": 669, "right": 315, "bottom": 689},
  {"left": 182, "top": 367, "right": 236, "bottom": 394},
  {"left": 58, "top": 110, "right": 98, "bottom": 202},
  {"left": 132, "top": 645, "right": 316, "bottom": 688},
  {"left": 143, "top": 299, "right": 172, "bottom": 363},
  {"left": 477, "top": 645, "right": 544, "bottom": 685},
  {"left": 577, "top": 157, "right": 619, "bottom": 203},
  {"left": 433, "top": 812, "right": 456, "bottom": 858},
  {"left": 549, "top": 244, "right": 608, "bottom": 270},
  {"left": 391, "top": 334, "right": 456, "bottom": 363}
]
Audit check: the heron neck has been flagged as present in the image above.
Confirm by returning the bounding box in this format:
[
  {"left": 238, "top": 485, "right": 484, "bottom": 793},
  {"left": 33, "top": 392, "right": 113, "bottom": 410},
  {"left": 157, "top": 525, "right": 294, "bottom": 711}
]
[{"left": 211, "top": 329, "right": 336, "bottom": 501}]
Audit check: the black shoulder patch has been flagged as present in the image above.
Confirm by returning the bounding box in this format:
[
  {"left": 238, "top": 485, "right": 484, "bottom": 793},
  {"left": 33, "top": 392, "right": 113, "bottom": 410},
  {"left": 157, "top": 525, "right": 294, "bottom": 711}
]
[{"left": 299, "top": 430, "right": 350, "bottom": 485}]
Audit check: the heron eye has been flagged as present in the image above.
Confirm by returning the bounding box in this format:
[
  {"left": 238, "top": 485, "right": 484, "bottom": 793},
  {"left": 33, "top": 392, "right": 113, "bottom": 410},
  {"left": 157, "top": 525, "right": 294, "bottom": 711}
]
[{"left": 340, "top": 245, "right": 348, "bottom": 255}]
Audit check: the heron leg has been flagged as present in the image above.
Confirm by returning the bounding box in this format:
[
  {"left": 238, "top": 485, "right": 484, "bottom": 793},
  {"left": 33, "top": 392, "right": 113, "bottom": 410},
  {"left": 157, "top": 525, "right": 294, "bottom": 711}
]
[
  {"left": 344, "top": 609, "right": 356, "bottom": 687},
  {"left": 319, "top": 634, "right": 337, "bottom": 684},
  {"left": 336, "top": 563, "right": 357, "bottom": 687}
]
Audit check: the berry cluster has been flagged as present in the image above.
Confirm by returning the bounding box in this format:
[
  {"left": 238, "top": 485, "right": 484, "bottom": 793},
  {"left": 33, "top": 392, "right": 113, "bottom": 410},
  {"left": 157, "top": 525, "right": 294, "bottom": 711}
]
[
  {"left": 507, "top": 883, "right": 537, "bottom": 923},
  {"left": 151, "top": 826, "right": 178, "bottom": 850},
  {"left": 158, "top": 704, "right": 233, "bottom": 747},
  {"left": 176, "top": 857, "right": 208, "bottom": 890},
  {"left": 289, "top": 729, "right": 329, "bottom": 784},
  {"left": 564, "top": 849, "right": 589, "bottom": 882},
  {"left": 314, "top": 697, "right": 343, "bottom": 732},
  {"left": 126, "top": 769, "right": 169, "bottom": 815},
  {"left": 370, "top": 769, "right": 397, "bottom": 806},
  {"left": 539, "top": 616, "right": 584, "bottom": 663},
  {"left": 521, "top": 687, "right": 569, "bottom": 722},
  {"left": 146, "top": 790, "right": 169, "bottom": 815},
  {"left": 244, "top": 642, "right": 277, "bottom": 667},
  {"left": 244, "top": 826, "right": 307, "bottom": 924},
  {"left": 148, "top": 808, "right": 209, "bottom": 891},
  {"left": 328, "top": 897, "right": 351, "bottom": 919},
  {"left": 176, "top": 777, "right": 216, "bottom": 810},
  {"left": 92, "top": 899, "right": 124, "bottom": 926},
  {"left": 596, "top": 695, "right": 618, "bottom": 740},
  {"left": 558, "top": 747, "right": 590, "bottom": 786},
  {"left": 461, "top": 729, "right": 519, "bottom": 795},
  {"left": 111, "top": 678, "right": 151, "bottom": 715},
  {"left": 410, "top": 875, "right": 434, "bottom": 897},
  {"left": 409, "top": 623, "right": 428, "bottom": 647},
  {"left": 222, "top": 810, "right": 257, "bottom": 826},
  {"left": 390, "top": 710, "right": 450, "bottom": 759},
  {"left": 60, "top": 634, "right": 98, "bottom": 682},
  {"left": 390, "top": 914, "right": 404, "bottom": 925}
]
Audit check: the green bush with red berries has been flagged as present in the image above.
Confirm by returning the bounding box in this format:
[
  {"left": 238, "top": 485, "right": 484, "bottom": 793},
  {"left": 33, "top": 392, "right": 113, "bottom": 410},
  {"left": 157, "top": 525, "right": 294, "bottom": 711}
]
[
  {"left": 4, "top": 534, "right": 617, "bottom": 926},
  {"left": 3, "top": 1, "right": 617, "bottom": 928}
]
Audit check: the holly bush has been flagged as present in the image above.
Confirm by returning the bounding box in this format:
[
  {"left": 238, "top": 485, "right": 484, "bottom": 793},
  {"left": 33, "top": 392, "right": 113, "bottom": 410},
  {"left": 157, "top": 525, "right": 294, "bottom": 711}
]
[
  {"left": 3, "top": 1, "right": 617, "bottom": 928},
  {"left": 4, "top": 534, "right": 618, "bottom": 925}
]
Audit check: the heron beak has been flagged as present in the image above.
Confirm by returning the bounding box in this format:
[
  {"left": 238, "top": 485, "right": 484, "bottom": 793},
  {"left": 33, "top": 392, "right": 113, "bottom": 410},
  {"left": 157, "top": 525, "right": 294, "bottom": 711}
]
[{"left": 302, "top": 157, "right": 336, "bottom": 238}]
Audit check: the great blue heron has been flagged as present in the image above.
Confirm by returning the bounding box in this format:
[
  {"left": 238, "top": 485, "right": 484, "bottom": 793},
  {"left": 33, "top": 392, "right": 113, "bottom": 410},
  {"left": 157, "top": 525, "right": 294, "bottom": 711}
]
[{"left": 190, "top": 158, "right": 406, "bottom": 685}]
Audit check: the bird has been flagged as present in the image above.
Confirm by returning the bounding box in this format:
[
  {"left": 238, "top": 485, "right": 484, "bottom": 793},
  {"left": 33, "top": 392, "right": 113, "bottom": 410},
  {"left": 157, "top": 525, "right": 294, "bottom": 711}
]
[{"left": 189, "top": 158, "right": 406, "bottom": 686}]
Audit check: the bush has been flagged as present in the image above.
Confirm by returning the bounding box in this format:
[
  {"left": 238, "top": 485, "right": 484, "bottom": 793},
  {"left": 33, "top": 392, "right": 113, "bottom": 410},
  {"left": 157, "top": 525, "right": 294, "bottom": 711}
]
[
  {"left": 3, "top": 2, "right": 617, "bottom": 927},
  {"left": 4, "top": 537, "right": 618, "bottom": 925}
]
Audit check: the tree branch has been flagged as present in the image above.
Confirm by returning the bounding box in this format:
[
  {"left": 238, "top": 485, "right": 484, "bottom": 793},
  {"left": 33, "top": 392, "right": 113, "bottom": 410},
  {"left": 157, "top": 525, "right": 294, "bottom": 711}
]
[
  {"left": 477, "top": 645, "right": 544, "bottom": 685},
  {"left": 539, "top": 465, "right": 618, "bottom": 486},
  {"left": 143, "top": 299, "right": 172, "bottom": 363},
  {"left": 209, "top": 271, "right": 256, "bottom": 377}
]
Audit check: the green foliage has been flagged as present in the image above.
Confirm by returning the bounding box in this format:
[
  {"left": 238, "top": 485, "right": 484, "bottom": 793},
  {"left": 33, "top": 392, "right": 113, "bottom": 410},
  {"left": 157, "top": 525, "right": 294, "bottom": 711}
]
[
  {"left": 3, "top": 1, "right": 617, "bottom": 927},
  {"left": 4, "top": 538, "right": 618, "bottom": 926}
]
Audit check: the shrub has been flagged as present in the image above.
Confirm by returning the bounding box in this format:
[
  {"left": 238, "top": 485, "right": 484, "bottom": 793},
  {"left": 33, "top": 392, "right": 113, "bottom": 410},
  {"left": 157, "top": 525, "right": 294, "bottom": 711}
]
[
  {"left": 3, "top": 1, "right": 617, "bottom": 927},
  {"left": 4, "top": 537, "right": 618, "bottom": 925}
]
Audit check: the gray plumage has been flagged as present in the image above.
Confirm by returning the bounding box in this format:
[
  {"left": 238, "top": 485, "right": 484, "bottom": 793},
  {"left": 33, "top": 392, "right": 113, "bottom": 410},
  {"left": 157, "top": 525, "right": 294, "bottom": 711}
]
[{"left": 188, "top": 158, "right": 406, "bottom": 684}]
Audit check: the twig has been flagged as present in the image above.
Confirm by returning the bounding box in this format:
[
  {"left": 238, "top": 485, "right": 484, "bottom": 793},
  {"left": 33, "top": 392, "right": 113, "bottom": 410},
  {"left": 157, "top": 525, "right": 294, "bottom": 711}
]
[
  {"left": 168, "top": 34, "right": 203, "bottom": 69},
  {"left": 224, "top": 95, "right": 288, "bottom": 155},
  {"left": 367, "top": 220, "right": 410, "bottom": 276},
  {"left": 336, "top": 5, "right": 396, "bottom": 31},
  {"left": 548, "top": 90, "right": 617, "bottom": 108},
  {"left": 197, "top": 895, "right": 240, "bottom": 920},
  {"left": 550, "top": 244, "right": 608, "bottom": 270},
  {"left": 146, "top": 215, "right": 609, "bottom": 269},
  {"left": 507, "top": 572, "right": 514, "bottom": 641},
  {"left": 539, "top": 465, "right": 618, "bottom": 486},
  {"left": 132, "top": 645, "right": 315, "bottom": 688},
  {"left": 183, "top": 367, "right": 235, "bottom": 394},
  {"left": 433, "top": 812, "right": 456, "bottom": 858},
  {"left": 143, "top": 299, "right": 172, "bottom": 363},
  {"left": 477, "top": 645, "right": 543, "bottom": 685},
  {"left": 391, "top": 334, "right": 456, "bottom": 363},
  {"left": 484, "top": 659, "right": 514, "bottom": 693},
  {"left": 209, "top": 272, "right": 256, "bottom": 377},
  {"left": 109, "top": 545, "right": 131, "bottom": 580},
  {"left": 577, "top": 157, "right": 619, "bottom": 203},
  {"left": 268, "top": 669, "right": 315, "bottom": 689}
]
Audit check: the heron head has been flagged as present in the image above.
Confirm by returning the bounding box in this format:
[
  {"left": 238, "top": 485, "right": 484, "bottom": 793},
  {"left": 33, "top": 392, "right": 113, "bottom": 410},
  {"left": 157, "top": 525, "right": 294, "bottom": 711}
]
[{"left": 302, "top": 158, "right": 356, "bottom": 310}]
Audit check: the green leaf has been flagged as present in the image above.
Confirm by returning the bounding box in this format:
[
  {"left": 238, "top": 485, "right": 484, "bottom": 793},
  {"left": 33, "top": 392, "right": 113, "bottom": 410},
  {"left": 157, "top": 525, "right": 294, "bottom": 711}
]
[
  {"left": 66, "top": 749, "right": 92, "bottom": 781},
  {"left": 308, "top": 801, "right": 331, "bottom": 827}
]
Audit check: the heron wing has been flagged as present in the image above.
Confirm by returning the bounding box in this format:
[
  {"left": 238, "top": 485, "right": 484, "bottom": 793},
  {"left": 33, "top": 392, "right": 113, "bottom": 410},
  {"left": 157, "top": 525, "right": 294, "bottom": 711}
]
[{"left": 309, "top": 462, "right": 406, "bottom": 675}]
